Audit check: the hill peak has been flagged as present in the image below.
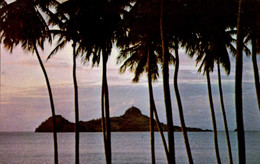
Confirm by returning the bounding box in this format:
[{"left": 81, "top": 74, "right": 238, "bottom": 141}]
[{"left": 123, "top": 106, "right": 142, "bottom": 117}]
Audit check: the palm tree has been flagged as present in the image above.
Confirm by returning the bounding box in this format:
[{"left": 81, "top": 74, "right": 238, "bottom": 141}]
[
  {"left": 251, "top": 30, "right": 260, "bottom": 111},
  {"left": 46, "top": 1, "right": 82, "bottom": 163},
  {"left": 116, "top": 1, "right": 170, "bottom": 162},
  {"left": 160, "top": 0, "right": 175, "bottom": 163},
  {"left": 118, "top": 39, "right": 171, "bottom": 163},
  {"left": 243, "top": 0, "right": 260, "bottom": 111},
  {"left": 235, "top": 0, "right": 246, "bottom": 163},
  {"left": 71, "top": 1, "right": 130, "bottom": 163},
  {"left": 185, "top": 32, "right": 222, "bottom": 164},
  {"left": 0, "top": 1, "right": 59, "bottom": 163},
  {"left": 72, "top": 41, "right": 80, "bottom": 164},
  {"left": 217, "top": 61, "right": 233, "bottom": 164},
  {"left": 118, "top": 44, "right": 157, "bottom": 164},
  {"left": 206, "top": 28, "right": 235, "bottom": 164},
  {"left": 183, "top": 1, "right": 244, "bottom": 163},
  {"left": 195, "top": 46, "right": 222, "bottom": 164},
  {"left": 118, "top": 42, "right": 171, "bottom": 162},
  {"left": 164, "top": 1, "right": 195, "bottom": 162},
  {"left": 208, "top": 31, "right": 234, "bottom": 164},
  {"left": 172, "top": 39, "right": 194, "bottom": 164},
  {"left": 206, "top": 69, "right": 221, "bottom": 164}
]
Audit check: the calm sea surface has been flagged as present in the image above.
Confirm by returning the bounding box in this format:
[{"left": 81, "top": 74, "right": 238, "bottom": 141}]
[{"left": 0, "top": 132, "right": 259, "bottom": 164}]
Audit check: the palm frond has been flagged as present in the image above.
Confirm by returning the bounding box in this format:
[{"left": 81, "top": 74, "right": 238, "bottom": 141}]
[{"left": 47, "top": 40, "right": 67, "bottom": 60}]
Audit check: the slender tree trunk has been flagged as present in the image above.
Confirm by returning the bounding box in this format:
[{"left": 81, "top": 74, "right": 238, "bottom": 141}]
[
  {"left": 206, "top": 70, "right": 221, "bottom": 164},
  {"left": 252, "top": 21, "right": 260, "bottom": 111},
  {"left": 173, "top": 42, "right": 193, "bottom": 164},
  {"left": 147, "top": 49, "right": 155, "bottom": 164},
  {"left": 217, "top": 62, "right": 233, "bottom": 164},
  {"left": 146, "top": 49, "right": 169, "bottom": 161},
  {"left": 153, "top": 104, "right": 170, "bottom": 162},
  {"left": 34, "top": 44, "right": 58, "bottom": 164},
  {"left": 160, "top": 0, "right": 175, "bottom": 163},
  {"left": 235, "top": 0, "right": 246, "bottom": 163},
  {"left": 101, "top": 73, "right": 107, "bottom": 163},
  {"left": 0, "top": 42, "right": 1, "bottom": 117},
  {"left": 256, "top": 0, "right": 260, "bottom": 54},
  {"left": 102, "top": 52, "right": 111, "bottom": 164},
  {"left": 72, "top": 43, "right": 79, "bottom": 164}
]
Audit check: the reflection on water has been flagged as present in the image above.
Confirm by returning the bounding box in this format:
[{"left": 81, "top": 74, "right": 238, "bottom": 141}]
[{"left": 0, "top": 132, "right": 259, "bottom": 164}]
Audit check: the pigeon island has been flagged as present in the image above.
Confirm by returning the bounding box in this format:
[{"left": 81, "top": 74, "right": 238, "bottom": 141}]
[{"left": 35, "top": 106, "right": 212, "bottom": 132}]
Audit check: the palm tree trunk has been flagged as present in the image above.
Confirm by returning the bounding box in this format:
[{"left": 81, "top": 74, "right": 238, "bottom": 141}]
[
  {"left": 147, "top": 49, "right": 169, "bottom": 163},
  {"left": 206, "top": 70, "right": 221, "bottom": 164},
  {"left": 173, "top": 42, "right": 193, "bottom": 164},
  {"left": 160, "top": 0, "right": 175, "bottom": 163},
  {"left": 101, "top": 75, "right": 107, "bottom": 163},
  {"left": 217, "top": 62, "right": 233, "bottom": 164},
  {"left": 102, "top": 52, "right": 112, "bottom": 164},
  {"left": 0, "top": 42, "right": 1, "bottom": 117},
  {"left": 147, "top": 49, "right": 155, "bottom": 164},
  {"left": 72, "top": 43, "right": 79, "bottom": 164},
  {"left": 235, "top": 0, "right": 246, "bottom": 163},
  {"left": 153, "top": 104, "right": 170, "bottom": 162},
  {"left": 34, "top": 44, "right": 58, "bottom": 164},
  {"left": 252, "top": 25, "right": 260, "bottom": 111}
]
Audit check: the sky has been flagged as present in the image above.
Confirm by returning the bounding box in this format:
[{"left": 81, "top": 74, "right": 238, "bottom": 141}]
[{"left": 0, "top": 41, "right": 259, "bottom": 132}]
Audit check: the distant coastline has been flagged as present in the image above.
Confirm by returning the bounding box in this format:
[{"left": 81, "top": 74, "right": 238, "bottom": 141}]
[{"left": 35, "top": 106, "right": 212, "bottom": 132}]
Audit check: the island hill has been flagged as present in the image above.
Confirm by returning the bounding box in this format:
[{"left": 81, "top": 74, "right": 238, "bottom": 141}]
[{"left": 35, "top": 106, "right": 211, "bottom": 132}]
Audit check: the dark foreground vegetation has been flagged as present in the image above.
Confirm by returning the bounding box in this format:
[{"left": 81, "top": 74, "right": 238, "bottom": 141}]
[{"left": 0, "top": 0, "right": 259, "bottom": 163}]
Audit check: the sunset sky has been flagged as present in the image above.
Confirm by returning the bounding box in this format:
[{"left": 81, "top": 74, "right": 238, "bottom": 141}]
[{"left": 0, "top": 42, "right": 259, "bottom": 132}]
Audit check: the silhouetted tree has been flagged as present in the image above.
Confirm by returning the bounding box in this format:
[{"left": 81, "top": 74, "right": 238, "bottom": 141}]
[
  {"left": 165, "top": 1, "right": 195, "bottom": 162},
  {"left": 118, "top": 43, "right": 159, "bottom": 164},
  {"left": 73, "top": 1, "right": 129, "bottom": 163},
  {"left": 0, "top": 1, "right": 59, "bottom": 163},
  {"left": 243, "top": 0, "right": 260, "bottom": 111},
  {"left": 235, "top": 0, "right": 246, "bottom": 163},
  {"left": 47, "top": 1, "right": 81, "bottom": 163},
  {"left": 117, "top": 1, "right": 170, "bottom": 162},
  {"left": 160, "top": 0, "right": 175, "bottom": 163}
]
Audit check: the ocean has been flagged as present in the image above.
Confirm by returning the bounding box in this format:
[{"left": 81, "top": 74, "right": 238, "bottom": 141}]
[{"left": 0, "top": 132, "right": 259, "bottom": 164}]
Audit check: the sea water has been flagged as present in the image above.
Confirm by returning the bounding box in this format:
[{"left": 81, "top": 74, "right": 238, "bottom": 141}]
[{"left": 0, "top": 132, "right": 259, "bottom": 164}]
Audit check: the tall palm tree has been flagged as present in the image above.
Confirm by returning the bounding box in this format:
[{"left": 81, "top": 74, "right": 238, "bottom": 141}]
[
  {"left": 72, "top": 0, "right": 130, "bottom": 163},
  {"left": 165, "top": 1, "right": 195, "bottom": 162},
  {"left": 46, "top": 1, "right": 81, "bottom": 163},
  {"left": 172, "top": 39, "right": 194, "bottom": 164},
  {"left": 235, "top": 0, "right": 246, "bottom": 163},
  {"left": 217, "top": 61, "right": 233, "bottom": 164},
  {"left": 183, "top": 1, "right": 242, "bottom": 163},
  {"left": 118, "top": 40, "right": 170, "bottom": 163},
  {"left": 117, "top": 1, "right": 170, "bottom": 162},
  {"left": 196, "top": 45, "right": 222, "bottom": 164},
  {"left": 185, "top": 33, "right": 222, "bottom": 164},
  {"left": 206, "top": 69, "right": 221, "bottom": 164},
  {"left": 0, "top": 1, "right": 59, "bottom": 163},
  {"left": 118, "top": 43, "right": 158, "bottom": 164},
  {"left": 208, "top": 28, "right": 235, "bottom": 164},
  {"left": 251, "top": 31, "right": 260, "bottom": 111},
  {"left": 72, "top": 41, "right": 79, "bottom": 164},
  {"left": 243, "top": 0, "right": 260, "bottom": 111},
  {"left": 208, "top": 31, "right": 234, "bottom": 164},
  {"left": 160, "top": 0, "right": 175, "bottom": 163}
]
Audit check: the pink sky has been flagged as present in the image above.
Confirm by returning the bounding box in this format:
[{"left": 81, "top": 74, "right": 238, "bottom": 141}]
[{"left": 0, "top": 42, "right": 259, "bottom": 132}]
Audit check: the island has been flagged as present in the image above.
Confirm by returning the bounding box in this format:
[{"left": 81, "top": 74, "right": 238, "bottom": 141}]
[{"left": 35, "top": 106, "right": 212, "bottom": 132}]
